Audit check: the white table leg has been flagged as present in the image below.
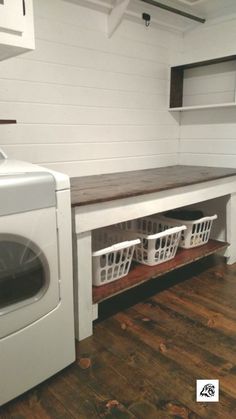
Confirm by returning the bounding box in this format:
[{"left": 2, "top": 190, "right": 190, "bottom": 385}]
[
  {"left": 73, "top": 230, "right": 93, "bottom": 341},
  {"left": 226, "top": 192, "right": 236, "bottom": 265}
]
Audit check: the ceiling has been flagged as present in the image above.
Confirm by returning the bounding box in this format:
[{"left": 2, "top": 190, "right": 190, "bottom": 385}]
[
  {"left": 127, "top": 0, "right": 236, "bottom": 32},
  {"left": 151, "top": 0, "right": 236, "bottom": 21},
  {"left": 66, "top": 0, "right": 236, "bottom": 33}
]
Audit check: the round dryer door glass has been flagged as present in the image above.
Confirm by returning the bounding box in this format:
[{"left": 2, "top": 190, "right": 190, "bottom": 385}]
[{"left": 0, "top": 236, "right": 48, "bottom": 313}]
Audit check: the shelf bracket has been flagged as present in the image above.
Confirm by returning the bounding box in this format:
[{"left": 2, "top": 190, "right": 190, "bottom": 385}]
[{"left": 107, "top": 0, "right": 130, "bottom": 38}]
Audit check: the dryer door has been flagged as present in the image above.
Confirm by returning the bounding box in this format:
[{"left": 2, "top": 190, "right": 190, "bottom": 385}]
[{"left": 0, "top": 207, "right": 60, "bottom": 338}]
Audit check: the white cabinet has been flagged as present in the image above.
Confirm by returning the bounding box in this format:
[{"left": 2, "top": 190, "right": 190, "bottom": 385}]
[
  {"left": 0, "top": 0, "right": 35, "bottom": 61},
  {"left": 0, "top": 0, "right": 25, "bottom": 33}
]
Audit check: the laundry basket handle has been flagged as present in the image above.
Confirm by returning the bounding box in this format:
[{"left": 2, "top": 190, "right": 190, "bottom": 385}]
[
  {"left": 144, "top": 224, "right": 186, "bottom": 240},
  {"left": 191, "top": 214, "right": 218, "bottom": 225}
]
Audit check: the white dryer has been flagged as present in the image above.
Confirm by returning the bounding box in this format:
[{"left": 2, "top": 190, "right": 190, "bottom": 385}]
[{"left": 0, "top": 151, "right": 75, "bottom": 406}]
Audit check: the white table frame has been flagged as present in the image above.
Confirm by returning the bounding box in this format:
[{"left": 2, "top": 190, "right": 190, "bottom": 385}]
[{"left": 72, "top": 176, "right": 236, "bottom": 341}]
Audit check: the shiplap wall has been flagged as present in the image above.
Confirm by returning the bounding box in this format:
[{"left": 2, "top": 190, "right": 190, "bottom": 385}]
[
  {"left": 179, "top": 19, "right": 236, "bottom": 168},
  {"left": 182, "top": 61, "right": 236, "bottom": 108},
  {"left": 0, "top": 0, "right": 182, "bottom": 177}
]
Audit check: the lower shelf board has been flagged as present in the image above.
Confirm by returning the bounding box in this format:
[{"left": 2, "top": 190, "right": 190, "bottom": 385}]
[{"left": 93, "top": 239, "right": 228, "bottom": 304}]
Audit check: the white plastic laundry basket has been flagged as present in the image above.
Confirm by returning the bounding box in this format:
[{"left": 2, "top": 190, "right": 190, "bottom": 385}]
[
  {"left": 92, "top": 228, "right": 140, "bottom": 286},
  {"left": 116, "top": 217, "right": 186, "bottom": 266},
  {"left": 159, "top": 213, "right": 217, "bottom": 249}
]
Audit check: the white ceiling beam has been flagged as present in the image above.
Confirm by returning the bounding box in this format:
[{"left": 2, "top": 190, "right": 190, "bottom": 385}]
[{"left": 107, "top": 0, "right": 130, "bottom": 37}]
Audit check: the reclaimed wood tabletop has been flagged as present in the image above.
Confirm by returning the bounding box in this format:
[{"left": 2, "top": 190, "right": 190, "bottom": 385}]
[{"left": 70, "top": 165, "right": 236, "bottom": 206}]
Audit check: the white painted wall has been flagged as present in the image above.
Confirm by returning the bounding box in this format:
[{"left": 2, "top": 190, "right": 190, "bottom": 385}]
[
  {"left": 182, "top": 61, "right": 236, "bottom": 108},
  {"left": 179, "top": 19, "right": 236, "bottom": 168},
  {"left": 0, "top": 0, "right": 182, "bottom": 177}
]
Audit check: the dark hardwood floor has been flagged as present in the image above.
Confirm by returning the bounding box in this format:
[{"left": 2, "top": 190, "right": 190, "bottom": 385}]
[{"left": 1, "top": 255, "right": 236, "bottom": 418}]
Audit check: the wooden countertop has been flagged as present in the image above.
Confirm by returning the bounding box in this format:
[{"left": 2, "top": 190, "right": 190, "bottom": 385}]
[{"left": 70, "top": 165, "right": 236, "bottom": 207}]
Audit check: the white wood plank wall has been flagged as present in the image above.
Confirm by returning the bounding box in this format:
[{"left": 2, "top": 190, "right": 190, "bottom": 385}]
[
  {"left": 183, "top": 61, "right": 236, "bottom": 108},
  {"left": 179, "top": 19, "right": 236, "bottom": 168},
  {"left": 0, "top": 0, "right": 181, "bottom": 176}
]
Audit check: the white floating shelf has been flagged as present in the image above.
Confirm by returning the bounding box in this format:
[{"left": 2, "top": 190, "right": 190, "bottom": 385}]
[{"left": 169, "top": 102, "right": 236, "bottom": 112}]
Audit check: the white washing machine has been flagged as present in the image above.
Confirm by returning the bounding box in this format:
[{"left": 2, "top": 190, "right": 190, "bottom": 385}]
[{"left": 0, "top": 150, "right": 75, "bottom": 406}]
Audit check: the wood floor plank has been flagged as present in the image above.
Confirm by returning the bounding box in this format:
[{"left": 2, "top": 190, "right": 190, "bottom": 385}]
[
  {"left": 173, "top": 283, "right": 236, "bottom": 322},
  {"left": 91, "top": 339, "right": 175, "bottom": 418},
  {"left": 150, "top": 296, "right": 236, "bottom": 366},
  {"left": 98, "top": 314, "right": 236, "bottom": 419},
  {"left": 158, "top": 288, "right": 236, "bottom": 336},
  {"left": 95, "top": 319, "right": 210, "bottom": 418},
  {"left": 50, "top": 345, "right": 137, "bottom": 418},
  {"left": 77, "top": 337, "right": 160, "bottom": 417},
  {"left": 0, "top": 385, "right": 75, "bottom": 419},
  {"left": 47, "top": 372, "right": 102, "bottom": 419},
  {"left": 130, "top": 304, "right": 236, "bottom": 400},
  {"left": 2, "top": 256, "right": 236, "bottom": 418},
  {"left": 182, "top": 274, "right": 236, "bottom": 311}
]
